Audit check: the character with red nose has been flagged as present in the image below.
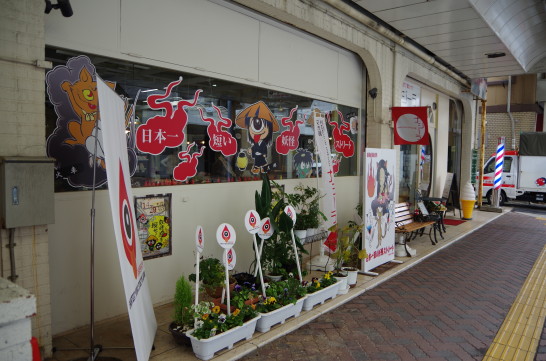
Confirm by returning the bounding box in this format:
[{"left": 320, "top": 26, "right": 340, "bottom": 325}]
[{"left": 235, "top": 101, "right": 279, "bottom": 174}]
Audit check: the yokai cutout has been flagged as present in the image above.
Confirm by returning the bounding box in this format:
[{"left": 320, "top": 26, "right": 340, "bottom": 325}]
[
  {"left": 293, "top": 148, "right": 313, "bottom": 178},
  {"left": 136, "top": 77, "right": 202, "bottom": 155},
  {"left": 328, "top": 110, "right": 355, "bottom": 158},
  {"left": 235, "top": 101, "right": 279, "bottom": 174},
  {"left": 275, "top": 106, "right": 302, "bottom": 155},
  {"left": 172, "top": 142, "right": 205, "bottom": 182},
  {"left": 46, "top": 55, "right": 137, "bottom": 188},
  {"left": 198, "top": 104, "right": 237, "bottom": 156}
]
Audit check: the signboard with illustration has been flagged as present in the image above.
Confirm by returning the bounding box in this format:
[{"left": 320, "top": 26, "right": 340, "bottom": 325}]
[
  {"left": 362, "top": 148, "right": 396, "bottom": 272},
  {"left": 134, "top": 194, "right": 172, "bottom": 259}
]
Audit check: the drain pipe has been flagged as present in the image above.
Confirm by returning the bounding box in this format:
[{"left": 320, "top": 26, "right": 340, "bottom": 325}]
[
  {"left": 7, "top": 228, "right": 18, "bottom": 282},
  {"left": 507, "top": 76, "right": 517, "bottom": 150},
  {"left": 321, "top": 0, "right": 470, "bottom": 87}
]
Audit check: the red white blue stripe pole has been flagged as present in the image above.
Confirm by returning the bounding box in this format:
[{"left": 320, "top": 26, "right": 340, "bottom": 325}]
[{"left": 493, "top": 138, "right": 505, "bottom": 190}]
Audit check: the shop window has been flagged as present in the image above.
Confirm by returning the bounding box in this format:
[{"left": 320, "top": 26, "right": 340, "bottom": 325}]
[{"left": 45, "top": 48, "right": 360, "bottom": 192}]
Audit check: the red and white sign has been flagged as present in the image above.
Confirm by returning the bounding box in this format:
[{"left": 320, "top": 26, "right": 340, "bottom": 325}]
[
  {"left": 258, "top": 217, "right": 274, "bottom": 240},
  {"left": 244, "top": 210, "right": 261, "bottom": 234},
  {"left": 216, "top": 223, "right": 236, "bottom": 249},
  {"left": 392, "top": 107, "right": 429, "bottom": 145},
  {"left": 195, "top": 226, "right": 204, "bottom": 254},
  {"left": 97, "top": 76, "right": 156, "bottom": 361},
  {"left": 284, "top": 205, "right": 296, "bottom": 225},
  {"left": 275, "top": 106, "right": 302, "bottom": 155},
  {"left": 224, "top": 248, "right": 236, "bottom": 271}
]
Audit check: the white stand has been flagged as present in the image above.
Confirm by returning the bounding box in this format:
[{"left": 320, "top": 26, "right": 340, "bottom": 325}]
[{"left": 306, "top": 245, "right": 334, "bottom": 272}]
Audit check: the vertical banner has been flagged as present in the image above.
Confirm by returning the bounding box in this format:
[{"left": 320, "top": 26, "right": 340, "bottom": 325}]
[
  {"left": 97, "top": 76, "right": 157, "bottom": 361},
  {"left": 362, "top": 148, "right": 396, "bottom": 272},
  {"left": 312, "top": 109, "right": 337, "bottom": 235}
]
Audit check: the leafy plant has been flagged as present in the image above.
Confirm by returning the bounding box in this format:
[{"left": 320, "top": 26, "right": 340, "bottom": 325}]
[
  {"left": 190, "top": 301, "right": 258, "bottom": 340},
  {"left": 329, "top": 223, "right": 367, "bottom": 271},
  {"left": 282, "top": 183, "right": 326, "bottom": 229},
  {"left": 304, "top": 271, "right": 338, "bottom": 294},
  {"left": 255, "top": 276, "right": 307, "bottom": 313},
  {"left": 173, "top": 275, "right": 193, "bottom": 329},
  {"left": 189, "top": 257, "right": 225, "bottom": 290}
]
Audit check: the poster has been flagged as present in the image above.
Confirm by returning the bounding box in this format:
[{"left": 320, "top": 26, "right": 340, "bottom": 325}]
[
  {"left": 362, "top": 148, "right": 396, "bottom": 272},
  {"left": 135, "top": 194, "right": 172, "bottom": 260},
  {"left": 97, "top": 76, "right": 157, "bottom": 361}
]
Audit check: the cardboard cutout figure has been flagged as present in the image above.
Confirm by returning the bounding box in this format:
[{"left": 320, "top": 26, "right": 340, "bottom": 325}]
[
  {"left": 46, "top": 55, "right": 137, "bottom": 188},
  {"left": 293, "top": 148, "right": 313, "bottom": 178},
  {"left": 327, "top": 110, "right": 355, "bottom": 158},
  {"left": 235, "top": 101, "right": 279, "bottom": 174},
  {"left": 172, "top": 142, "right": 205, "bottom": 182}
]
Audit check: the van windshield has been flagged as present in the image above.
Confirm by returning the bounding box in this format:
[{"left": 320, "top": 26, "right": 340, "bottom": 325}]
[{"left": 484, "top": 157, "right": 513, "bottom": 174}]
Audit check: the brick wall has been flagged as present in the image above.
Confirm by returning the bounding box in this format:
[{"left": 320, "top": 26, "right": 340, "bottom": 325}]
[
  {"left": 0, "top": 0, "right": 52, "bottom": 357},
  {"left": 485, "top": 112, "right": 537, "bottom": 155}
]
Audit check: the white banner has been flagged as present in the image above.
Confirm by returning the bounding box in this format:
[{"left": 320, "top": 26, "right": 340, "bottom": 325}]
[
  {"left": 362, "top": 148, "right": 396, "bottom": 271},
  {"left": 97, "top": 76, "right": 157, "bottom": 361},
  {"left": 313, "top": 109, "right": 337, "bottom": 234}
]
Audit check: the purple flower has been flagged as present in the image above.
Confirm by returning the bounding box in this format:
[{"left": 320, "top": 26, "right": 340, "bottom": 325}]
[{"left": 234, "top": 284, "right": 242, "bottom": 292}]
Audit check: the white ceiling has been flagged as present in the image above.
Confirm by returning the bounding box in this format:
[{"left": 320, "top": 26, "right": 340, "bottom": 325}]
[{"left": 349, "top": 0, "right": 546, "bottom": 79}]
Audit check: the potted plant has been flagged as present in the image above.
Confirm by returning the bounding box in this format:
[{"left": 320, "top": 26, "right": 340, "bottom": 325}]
[
  {"left": 255, "top": 276, "right": 308, "bottom": 332},
  {"left": 189, "top": 257, "right": 234, "bottom": 298},
  {"left": 186, "top": 301, "right": 260, "bottom": 360},
  {"left": 253, "top": 175, "right": 306, "bottom": 281},
  {"left": 284, "top": 183, "right": 327, "bottom": 237},
  {"left": 329, "top": 222, "right": 367, "bottom": 288},
  {"left": 169, "top": 275, "right": 193, "bottom": 346},
  {"left": 302, "top": 271, "right": 339, "bottom": 311}
]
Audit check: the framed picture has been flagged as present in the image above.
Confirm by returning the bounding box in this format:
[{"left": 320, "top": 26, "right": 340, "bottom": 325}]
[{"left": 134, "top": 193, "right": 172, "bottom": 260}]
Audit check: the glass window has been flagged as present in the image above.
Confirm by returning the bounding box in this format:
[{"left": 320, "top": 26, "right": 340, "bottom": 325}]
[
  {"left": 45, "top": 48, "right": 360, "bottom": 192},
  {"left": 484, "top": 156, "right": 512, "bottom": 174}
]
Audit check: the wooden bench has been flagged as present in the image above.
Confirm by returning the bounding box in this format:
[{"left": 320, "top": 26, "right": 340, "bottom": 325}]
[{"left": 394, "top": 202, "right": 438, "bottom": 245}]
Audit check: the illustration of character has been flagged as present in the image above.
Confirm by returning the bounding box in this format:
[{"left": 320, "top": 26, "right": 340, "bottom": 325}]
[
  {"left": 46, "top": 55, "right": 137, "bottom": 188},
  {"left": 293, "top": 148, "right": 313, "bottom": 178},
  {"left": 370, "top": 159, "right": 393, "bottom": 247},
  {"left": 235, "top": 101, "right": 279, "bottom": 174}
]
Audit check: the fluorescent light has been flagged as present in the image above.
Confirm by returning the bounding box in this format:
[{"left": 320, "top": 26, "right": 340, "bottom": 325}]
[{"left": 141, "top": 88, "right": 158, "bottom": 93}]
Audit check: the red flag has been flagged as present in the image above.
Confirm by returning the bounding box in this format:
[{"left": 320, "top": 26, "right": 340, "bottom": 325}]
[{"left": 392, "top": 107, "right": 429, "bottom": 145}]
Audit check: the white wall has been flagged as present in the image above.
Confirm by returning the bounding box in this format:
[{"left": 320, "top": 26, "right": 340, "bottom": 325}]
[
  {"left": 45, "top": 0, "right": 362, "bottom": 108},
  {"left": 49, "top": 176, "right": 360, "bottom": 334}
]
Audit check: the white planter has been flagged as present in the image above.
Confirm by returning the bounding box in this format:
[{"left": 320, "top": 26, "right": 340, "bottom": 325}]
[
  {"left": 294, "top": 229, "right": 307, "bottom": 241},
  {"left": 335, "top": 275, "right": 349, "bottom": 295},
  {"left": 303, "top": 281, "right": 340, "bottom": 311},
  {"left": 256, "top": 296, "right": 306, "bottom": 332},
  {"left": 186, "top": 315, "right": 261, "bottom": 360},
  {"left": 342, "top": 267, "right": 358, "bottom": 287}
]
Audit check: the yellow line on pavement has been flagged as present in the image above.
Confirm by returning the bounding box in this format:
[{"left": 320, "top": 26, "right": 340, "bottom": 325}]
[{"left": 483, "top": 244, "right": 546, "bottom": 361}]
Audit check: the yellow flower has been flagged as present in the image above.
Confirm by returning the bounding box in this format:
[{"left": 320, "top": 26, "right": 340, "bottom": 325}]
[
  {"left": 268, "top": 297, "right": 276, "bottom": 304},
  {"left": 233, "top": 308, "right": 240, "bottom": 316},
  {"left": 324, "top": 273, "right": 331, "bottom": 280},
  {"left": 212, "top": 306, "right": 220, "bottom": 314},
  {"left": 202, "top": 313, "right": 209, "bottom": 320},
  {"left": 251, "top": 304, "right": 256, "bottom": 310},
  {"left": 315, "top": 282, "right": 321, "bottom": 288}
]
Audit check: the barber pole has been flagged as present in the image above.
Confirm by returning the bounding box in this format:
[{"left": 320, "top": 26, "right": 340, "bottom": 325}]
[{"left": 493, "top": 139, "right": 505, "bottom": 190}]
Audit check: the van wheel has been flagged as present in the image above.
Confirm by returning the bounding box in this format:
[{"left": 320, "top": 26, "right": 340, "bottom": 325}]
[{"left": 486, "top": 190, "right": 507, "bottom": 206}]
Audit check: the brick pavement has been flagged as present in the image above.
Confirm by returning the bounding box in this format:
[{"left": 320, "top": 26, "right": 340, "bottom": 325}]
[{"left": 241, "top": 211, "right": 546, "bottom": 361}]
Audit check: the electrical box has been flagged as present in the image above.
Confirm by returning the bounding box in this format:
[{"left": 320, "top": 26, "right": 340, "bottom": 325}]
[{"left": 0, "top": 157, "right": 55, "bottom": 228}]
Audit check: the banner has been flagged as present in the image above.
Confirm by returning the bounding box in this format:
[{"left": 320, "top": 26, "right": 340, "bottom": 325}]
[
  {"left": 97, "top": 76, "right": 157, "bottom": 361},
  {"left": 392, "top": 107, "right": 429, "bottom": 145},
  {"left": 312, "top": 109, "right": 337, "bottom": 247},
  {"left": 362, "top": 148, "right": 396, "bottom": 272}
]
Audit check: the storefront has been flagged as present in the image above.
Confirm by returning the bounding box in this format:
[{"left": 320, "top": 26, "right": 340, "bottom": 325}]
[{"left": 45, "top": 0, "right": 366, "bottom": 334}]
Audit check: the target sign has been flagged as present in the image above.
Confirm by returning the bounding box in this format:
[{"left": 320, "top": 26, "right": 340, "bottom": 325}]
[
  {"left": 224, "top": 248, "right": 236, "bottom": 270},
  {"left": 216, "top": 223, "right": 236, "bottom": 249},
  {"left": 244, "top": 210, "right": 261, "bottom": 234},
  {"left": 284, "top": 205, "right": 297, "bottom": 224},
  {"left": 195, "top": 226, "right": 204, "bottom": 253},
  {"left": 258, "top": 217, "right": 274, "bottom": 240}
]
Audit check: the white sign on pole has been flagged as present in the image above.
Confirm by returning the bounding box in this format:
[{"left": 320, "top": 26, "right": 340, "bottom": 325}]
[
  {"left": 194, "top": 226, "right": 204, "bottom": 306},
  {"left": 362, "top": 148, "right": 396, "bottom": 272},
  {"left": 216, "top": 223, "right": 236, "bottom": 249},
  {"left": 224, "top": 248, "right": 236, "bottom": 271},
  {"left": 97, "top": 76, "right": 157, "bottom": 361},
  {"left": 244, "top": 210, "right": 261, "bottom": 234}
]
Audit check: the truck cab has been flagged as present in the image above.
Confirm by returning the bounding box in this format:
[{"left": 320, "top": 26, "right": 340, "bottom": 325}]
[{"left": 482, "top": 150, "right": 518, "bottom": 205}]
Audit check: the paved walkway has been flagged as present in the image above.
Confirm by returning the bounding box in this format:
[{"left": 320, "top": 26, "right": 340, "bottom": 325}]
[{"left": 241, "top": 211, "right": 546, "bottom": 361}]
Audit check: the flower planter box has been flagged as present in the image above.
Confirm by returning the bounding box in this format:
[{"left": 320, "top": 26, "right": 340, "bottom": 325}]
[
  {"left": 303, "top": 281, "right": 340, "bottom": 311},
  {"left": 186, "top": 315, "right": 261, "bottom": 361},
  {"left": 256, "top": 296, "right": 306, "bottom": 332}
]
